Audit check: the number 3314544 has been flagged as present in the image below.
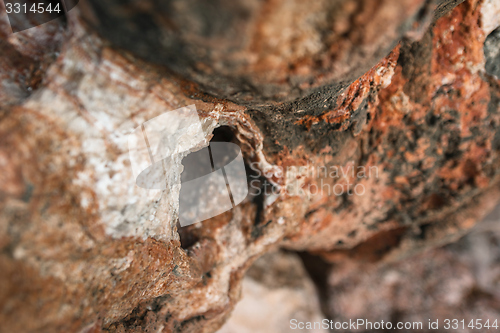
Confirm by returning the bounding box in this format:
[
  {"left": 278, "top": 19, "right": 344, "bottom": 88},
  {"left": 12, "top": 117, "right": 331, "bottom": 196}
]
[{"left": 5, "top": 2, "right": 61, "bottom": 14}]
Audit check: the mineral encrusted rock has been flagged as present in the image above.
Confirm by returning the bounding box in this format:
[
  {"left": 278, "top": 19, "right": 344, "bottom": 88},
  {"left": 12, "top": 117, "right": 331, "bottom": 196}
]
[{"left": 0, "top": 0, "right": 500, "bottom": 332}]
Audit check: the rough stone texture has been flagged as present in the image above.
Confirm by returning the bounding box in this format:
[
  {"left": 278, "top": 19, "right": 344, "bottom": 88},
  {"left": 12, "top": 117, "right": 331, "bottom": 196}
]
[{"left": 0, "top": 0, "right": 500, "bottom": 332}]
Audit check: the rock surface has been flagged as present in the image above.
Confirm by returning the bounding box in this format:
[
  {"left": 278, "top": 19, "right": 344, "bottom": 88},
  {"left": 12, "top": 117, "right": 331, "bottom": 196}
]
[{"left": 0, "top": 0, "right": 499, "bottom": 332}]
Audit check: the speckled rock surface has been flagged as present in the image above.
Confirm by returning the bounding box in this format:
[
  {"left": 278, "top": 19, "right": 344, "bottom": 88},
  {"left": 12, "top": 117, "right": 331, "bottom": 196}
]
[{"left": 0, "top": 0, "right": 500, "bottom": 332}]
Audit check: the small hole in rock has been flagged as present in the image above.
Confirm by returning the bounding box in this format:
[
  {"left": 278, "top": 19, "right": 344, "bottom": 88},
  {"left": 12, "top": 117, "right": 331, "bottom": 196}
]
[
  {"left": 211, "top": 126, "right": 236, "bottom": 143},
  {"left": 177, "top": 224, "right": 199, "bottom": 250}
]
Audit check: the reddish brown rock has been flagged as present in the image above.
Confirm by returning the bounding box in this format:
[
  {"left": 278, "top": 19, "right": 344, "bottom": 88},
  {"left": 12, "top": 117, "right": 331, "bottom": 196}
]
[{"left": 0, "top": 0, "right": 499, "bottom": 332}]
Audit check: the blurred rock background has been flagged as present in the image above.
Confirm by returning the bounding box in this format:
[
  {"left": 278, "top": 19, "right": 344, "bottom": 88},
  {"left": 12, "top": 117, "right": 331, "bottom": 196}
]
[
  {"left": 219, "top": 206, "right": 500, "bottom": 333},
  {"left": 1, "top": 0, "right": 500, "bottom": 332}
]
